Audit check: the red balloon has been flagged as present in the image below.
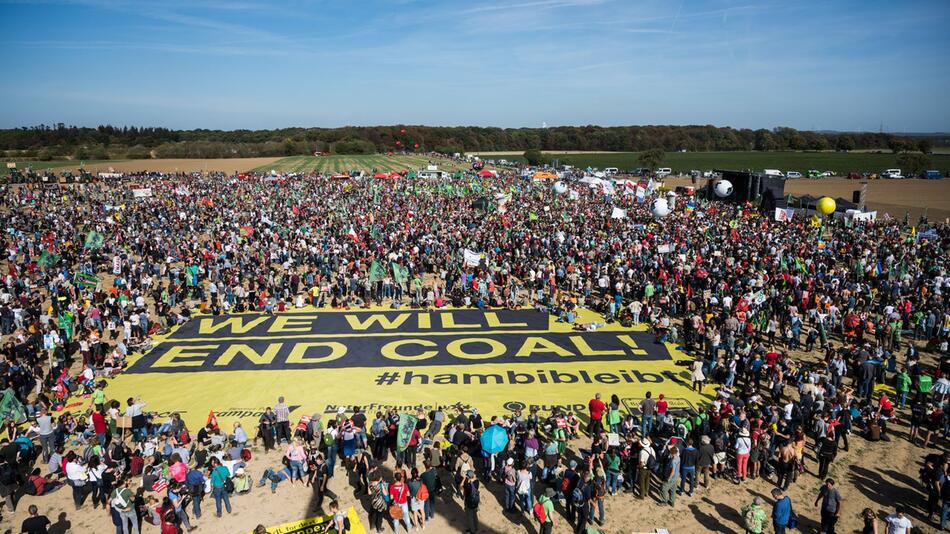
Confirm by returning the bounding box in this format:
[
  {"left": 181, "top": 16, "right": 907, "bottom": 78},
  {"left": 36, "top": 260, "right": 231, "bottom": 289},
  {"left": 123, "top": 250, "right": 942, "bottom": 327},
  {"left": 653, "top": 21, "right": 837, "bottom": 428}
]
[
  {"left": 414, "top": 143, "right": 420, "bottom": 149},
  {"left": 400, "top": 129, "right": 406, "bottom": 134},
  {"left": 395, "top": 140, "right": 402, "bottom": 145}
]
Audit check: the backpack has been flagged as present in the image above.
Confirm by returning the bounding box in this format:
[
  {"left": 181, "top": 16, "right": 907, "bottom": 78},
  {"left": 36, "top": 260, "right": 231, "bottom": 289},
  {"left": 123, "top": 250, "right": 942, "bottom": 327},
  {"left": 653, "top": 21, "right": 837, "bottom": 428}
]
[
  {"left": 241, "top": 448, "right": 252, "bottom": 462},
  {"left": 560, "top": 475, "right": 571, "bottom": 494},
  {"left": 646, "top": 450, "right": 660, "bottom": 474},
  {"left": 572, "top": 481, "right": 586, "bottom": 505},
  {"left": 342, "top": 516, "right": 351, "bottom": 532},
  {"left": 533, "top": 501, "right": 547, "bottom": 523},
  {"left": 323, "top": 431, "right": 335, "bottom": 447},
  {"left": 465, "top": 481, "right": 480, "bottom": 508},
  {"left": 415, "top": 483, "right": 429, "bottom": 501},
  {"left": 743, "top": 505, "right": 761, "bottom": 532}
]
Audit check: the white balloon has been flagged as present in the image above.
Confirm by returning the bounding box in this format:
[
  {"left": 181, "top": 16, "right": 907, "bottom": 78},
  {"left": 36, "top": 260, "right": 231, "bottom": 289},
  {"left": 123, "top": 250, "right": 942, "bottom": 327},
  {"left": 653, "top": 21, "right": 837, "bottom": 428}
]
[
  {"left": 650, "top": 198, "right": 671, "bottom": 217},
  {"left": 714, "top": 180, "right": 733, "bottom": 198},
  {"left": 553, "top": 181, "right": 568, "bottom": 194}
]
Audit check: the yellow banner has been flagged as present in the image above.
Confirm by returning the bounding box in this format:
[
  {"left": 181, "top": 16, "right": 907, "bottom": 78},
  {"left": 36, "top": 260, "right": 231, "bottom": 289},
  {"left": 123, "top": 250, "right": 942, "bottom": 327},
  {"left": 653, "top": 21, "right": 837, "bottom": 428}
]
[
  {"left": 105, "top": 308, "right": 703, "bottom": 431},
  {"left": 252, "top": 507, "right": 366, "bottom": 534}
]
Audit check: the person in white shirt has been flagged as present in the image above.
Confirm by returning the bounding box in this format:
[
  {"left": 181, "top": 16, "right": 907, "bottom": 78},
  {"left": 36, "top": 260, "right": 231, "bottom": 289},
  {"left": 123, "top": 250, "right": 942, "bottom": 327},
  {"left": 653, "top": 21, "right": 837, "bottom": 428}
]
[
  {"left": 884, "top": 506, "right": 912, "bottom": 534},
  {"left": 64, "top": 451, "right": 89, "bottom": 509}
]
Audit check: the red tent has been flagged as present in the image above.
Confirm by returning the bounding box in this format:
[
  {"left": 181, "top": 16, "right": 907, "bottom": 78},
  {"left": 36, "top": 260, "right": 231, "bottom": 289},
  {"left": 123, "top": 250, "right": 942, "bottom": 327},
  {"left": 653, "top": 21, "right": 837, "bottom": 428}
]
[
  {"left": 388, "top": 172, "right": 401, "bottom": 179},
  {"left": 477, "top": 170, "right": 494, "bottom": 178},
  {"left": 374, "top": 172, "right": 388, "bottom": 179}
]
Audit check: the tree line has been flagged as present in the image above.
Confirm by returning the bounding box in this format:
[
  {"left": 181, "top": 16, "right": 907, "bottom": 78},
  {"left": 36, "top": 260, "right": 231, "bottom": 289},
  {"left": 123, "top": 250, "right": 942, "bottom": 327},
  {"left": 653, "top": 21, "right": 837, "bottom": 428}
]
[{"left": 0, "top": 123, "right": 943, "bottom": 160}]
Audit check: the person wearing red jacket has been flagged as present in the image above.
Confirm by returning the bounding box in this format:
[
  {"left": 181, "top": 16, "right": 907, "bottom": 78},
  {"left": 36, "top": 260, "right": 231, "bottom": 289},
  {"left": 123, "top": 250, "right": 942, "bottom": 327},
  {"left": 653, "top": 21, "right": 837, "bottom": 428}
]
[
  {"left": 588, "top": 393, "right": 606, "bottom": 435},
  {"left": 91, "top": 410, "right": 107, "bottom": 447}
]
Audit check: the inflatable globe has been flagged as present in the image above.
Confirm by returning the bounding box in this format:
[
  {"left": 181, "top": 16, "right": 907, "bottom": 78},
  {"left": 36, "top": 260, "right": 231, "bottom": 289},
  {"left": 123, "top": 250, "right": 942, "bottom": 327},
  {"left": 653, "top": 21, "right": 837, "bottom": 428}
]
[
  {"left": 553, "top": 181, "right": 568, "bottom": 195},
  {"left": 817, "top": 196, "right": 836, "bottom": 216},
  {"left": 714, "top": 180, "right": 733, "bottom": 198},
  {"left": 650, "top": 198, "right": 671, "bottom": 217}
]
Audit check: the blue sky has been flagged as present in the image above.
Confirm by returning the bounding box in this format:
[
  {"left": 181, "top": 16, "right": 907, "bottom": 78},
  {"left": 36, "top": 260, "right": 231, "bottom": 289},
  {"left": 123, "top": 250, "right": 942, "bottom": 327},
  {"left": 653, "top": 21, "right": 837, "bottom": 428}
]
[{"left": 1, "top": 0, "right": 948, "bottom": 131}]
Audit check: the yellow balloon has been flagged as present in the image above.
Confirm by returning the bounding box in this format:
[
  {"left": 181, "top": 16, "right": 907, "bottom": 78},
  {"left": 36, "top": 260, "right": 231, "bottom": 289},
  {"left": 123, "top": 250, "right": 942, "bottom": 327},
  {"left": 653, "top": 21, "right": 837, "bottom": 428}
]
[{"left": 817, "top": 196, "right": 836, "bottom": 216}]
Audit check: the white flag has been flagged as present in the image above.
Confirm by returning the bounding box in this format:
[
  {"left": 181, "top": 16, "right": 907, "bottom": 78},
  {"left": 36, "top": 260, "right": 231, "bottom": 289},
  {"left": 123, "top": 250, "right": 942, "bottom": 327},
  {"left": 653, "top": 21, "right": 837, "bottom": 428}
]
[{"left": 611, "top": 207, "right": 627, "bottom": 219}]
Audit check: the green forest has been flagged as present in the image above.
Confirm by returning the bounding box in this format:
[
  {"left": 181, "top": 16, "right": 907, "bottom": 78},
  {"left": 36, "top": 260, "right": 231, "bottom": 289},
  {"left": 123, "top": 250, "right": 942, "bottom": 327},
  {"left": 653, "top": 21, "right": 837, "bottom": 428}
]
[{"left": 0, "top": 123, "right": 944, "bottom": 160}]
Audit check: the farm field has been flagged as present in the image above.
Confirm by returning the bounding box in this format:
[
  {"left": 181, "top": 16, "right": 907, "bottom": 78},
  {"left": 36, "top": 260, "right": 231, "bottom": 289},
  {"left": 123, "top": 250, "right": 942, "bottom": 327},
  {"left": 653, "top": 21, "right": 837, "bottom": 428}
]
[
  {"left": 1, "top": 158, "right": 283, "bottom": 176},
  {"left": 477, "top": 151, "right": 950, "bottom": 175},
  {"left": 252, "top": 154, "right": 471, "bottom": 174}
]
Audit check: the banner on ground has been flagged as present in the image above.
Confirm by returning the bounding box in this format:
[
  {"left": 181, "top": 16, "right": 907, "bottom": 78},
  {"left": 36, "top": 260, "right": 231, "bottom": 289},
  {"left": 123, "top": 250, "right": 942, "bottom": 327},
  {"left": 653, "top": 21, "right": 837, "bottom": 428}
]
[
  {"left": 252, "top": 507, "right": 366, "bottom": 534},
  {"left": 108, "top": 308, "right": 700, "bottom": 433}
]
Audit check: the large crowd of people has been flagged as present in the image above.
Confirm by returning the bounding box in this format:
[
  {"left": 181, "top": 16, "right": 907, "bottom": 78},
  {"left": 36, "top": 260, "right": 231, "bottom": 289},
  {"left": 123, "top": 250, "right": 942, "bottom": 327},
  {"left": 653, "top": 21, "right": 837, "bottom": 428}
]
[{"left": 0, "top": 167, "right": 947, "bottom": 534}]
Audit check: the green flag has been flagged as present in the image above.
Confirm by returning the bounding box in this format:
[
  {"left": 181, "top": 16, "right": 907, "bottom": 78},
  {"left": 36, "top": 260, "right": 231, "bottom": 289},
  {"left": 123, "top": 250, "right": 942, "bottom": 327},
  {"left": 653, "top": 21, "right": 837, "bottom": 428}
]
[
  {"left": 392, "top": 263, "right": 409, "bottom": 285},
  {"left": 369, "top": 261, "right": 386, "bottom": 283},
  {"left": 0, "top": 388, "right": 26, "bottom": 425},
  {"left": 396, "top": 412, "right": 419, "bottom": 452},
  {"left": 529, "top": 212, "right": 539, "bottom": 221},
  {"left": 73, "top": 272, "right": 99, "bottom": 288},
  {"left": 39, "top": 250, "right": 61, "bottom": 269},
  {"left": 84, "top": 231, "right": 105, "bottom": 249}
]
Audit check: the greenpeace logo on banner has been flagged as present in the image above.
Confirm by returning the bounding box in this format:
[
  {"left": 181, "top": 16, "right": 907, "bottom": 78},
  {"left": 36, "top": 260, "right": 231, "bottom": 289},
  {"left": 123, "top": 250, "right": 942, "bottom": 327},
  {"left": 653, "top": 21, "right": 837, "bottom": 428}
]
[{"left": 127, "top": 309, "right": 672, "bottom": 374}]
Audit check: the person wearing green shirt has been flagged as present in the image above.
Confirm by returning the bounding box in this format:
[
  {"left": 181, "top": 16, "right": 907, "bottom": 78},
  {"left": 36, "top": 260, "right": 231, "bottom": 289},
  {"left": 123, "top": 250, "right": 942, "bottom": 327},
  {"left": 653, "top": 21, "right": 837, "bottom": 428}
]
[
  {"left": 741, "top": 496, "right": 767, "bottom": 534},
  {"left": 92, "top": 385, "right": 106, "bottom": 412},
  {"left": 605, "top": 449, "right": 622, "bottom": 495},
  {"left": 110, "top": 477, "right": 138, "bottom": 534},
  {"left": 537, "top": 488, "right": 556, "bottom": 534},
  {"left": 209, "top": 457, "right": 232, "bottom": 517},
  {"left": 896, "top": 368, "right": 912, "bottom": 409}
]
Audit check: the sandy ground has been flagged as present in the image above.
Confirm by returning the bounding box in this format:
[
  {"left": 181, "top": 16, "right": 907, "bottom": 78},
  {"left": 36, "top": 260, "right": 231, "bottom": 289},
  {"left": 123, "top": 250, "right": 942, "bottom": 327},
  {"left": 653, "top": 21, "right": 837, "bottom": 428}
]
[
  {"left": 0, "top": 331, "right": 942, "bottom": 534},
  {"left": 666, "top": 176, "right": 950, "bottom": 221}
]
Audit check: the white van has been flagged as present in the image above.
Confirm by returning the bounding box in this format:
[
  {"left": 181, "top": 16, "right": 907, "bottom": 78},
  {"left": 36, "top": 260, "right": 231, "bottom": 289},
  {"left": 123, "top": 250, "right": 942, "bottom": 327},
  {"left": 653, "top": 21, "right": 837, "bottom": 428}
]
[
  {"left": 786, "top": 171, "right": 802, "bottom": 179},
  {"left": 763, "top": 169, "right": 784, "bottom": 177},
  {"left": 656, "top": 167, "right": 672, "bottom": 177},
  {"left": 882, "top": 168, "right": 902, "bottom": 179}
]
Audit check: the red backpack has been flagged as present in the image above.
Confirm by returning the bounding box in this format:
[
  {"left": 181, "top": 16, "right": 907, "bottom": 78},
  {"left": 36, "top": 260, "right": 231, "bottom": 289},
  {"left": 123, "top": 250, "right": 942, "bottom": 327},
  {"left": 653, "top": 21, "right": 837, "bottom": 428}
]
[
  {"left": 533, "top": 501, "right": 547, "bottom": 523},
  {"left": 241, "top": 448, "right": 252, "bottom": 462}
]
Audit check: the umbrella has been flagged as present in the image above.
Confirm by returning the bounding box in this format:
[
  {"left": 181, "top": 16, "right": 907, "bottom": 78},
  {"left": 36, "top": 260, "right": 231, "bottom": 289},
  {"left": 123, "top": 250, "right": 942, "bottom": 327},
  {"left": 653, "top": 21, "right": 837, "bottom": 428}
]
[
  {"left": 374, "top": 173, "right": 388, "bottom": 179},
  {"left": 480, "top": 424, "right": 509, "bottom": 454}
]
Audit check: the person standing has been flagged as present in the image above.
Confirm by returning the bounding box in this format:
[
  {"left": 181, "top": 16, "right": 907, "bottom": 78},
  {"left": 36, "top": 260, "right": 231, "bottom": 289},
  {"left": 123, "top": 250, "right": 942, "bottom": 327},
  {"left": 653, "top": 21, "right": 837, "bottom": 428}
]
[
  {"left": 660, "top": 446, "right": 680, "bottom": 507},
  {"left": 536, "top": 487, "right": 556, "bottom": 534},
  {"left": 817, "top": 434, "right": 838, "bottom": 479},
  {"left": 35, "top": 410, "right": 56, "bottom": 463},
  {"left": 771, "top": 488, "right": 793, "bottom": 534},
  {"left": 740, "top": 496, "right": 767, "bottom": 534},
  {"left": 639, "top": 393, "right": 656, "bottom": 436},
  {"left": 588, "top": 393, "right": 606, "bottom": 435},
  {"left": 638, "top": 437, "right": 655, "bottom": 500},
  {"left": 21, "top": 504, "right": 51, "bottom": 534},
  {"left": 815, "top": 478, "right": 842, "bottom": 534},
  {"left": 460, "top": 470, "right": 480, "bottom": 534},
  {"left": 274, "top": 396, "right": 291, "bottom": 445},
  {"left": 884, "top": 505, "right": 913, "bottom": 534},
  {"left": 110, "top": 477, "right": 139, "bottom": 534},
  {"left": 678, "top": 437, "right": 698, "bottom": 497},
  {"left": 697, "top": 435, "right": 715, "bottom": 488},
  {"left": 209, "top": 457, "right": 232, "bottom": 518}
]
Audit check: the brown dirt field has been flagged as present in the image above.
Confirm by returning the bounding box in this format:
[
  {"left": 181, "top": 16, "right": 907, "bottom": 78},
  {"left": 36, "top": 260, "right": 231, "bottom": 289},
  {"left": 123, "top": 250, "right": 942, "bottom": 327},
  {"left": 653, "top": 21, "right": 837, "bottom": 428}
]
[
  {"left": 52, "top": 158, "right": 283, "bottom": 175},
  {"left": 667, "top": 176, "right": 950, "bottom": 221}
]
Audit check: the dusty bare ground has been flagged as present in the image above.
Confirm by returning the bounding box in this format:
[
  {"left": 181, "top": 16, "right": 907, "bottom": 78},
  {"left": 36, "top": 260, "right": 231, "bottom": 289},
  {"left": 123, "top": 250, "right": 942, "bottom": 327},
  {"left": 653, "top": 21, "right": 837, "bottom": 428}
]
[{"left": 667, "top": 176, "right": 950, "bottom": 221}]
